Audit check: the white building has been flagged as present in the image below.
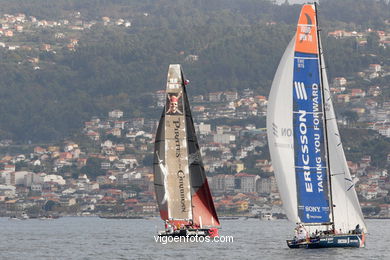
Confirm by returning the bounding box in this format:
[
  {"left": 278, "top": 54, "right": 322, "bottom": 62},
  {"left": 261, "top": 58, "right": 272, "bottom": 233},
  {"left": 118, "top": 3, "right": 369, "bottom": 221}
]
[
  {"left": 213, "top": 134, "right": 235, "bottom": 144},
  {"left": 24, "top": 172, "right": 42, "bottom": 187},
  {"left": 1, "top": 171, "right": 30, "bottom": 185},
  {"left": 108, "top": 109, "right": 124, "bottom": 119},
  {"left": 0, "top": 184, "right": 16, "bottom": 198},
  {"left": 235, "top": 173, "right": 260, "bottom": 193},
  {"left": 43, "top": 174, "right": 66, "bottom": 185},
  {"left": 195, "top": 123, "right": 211, "bottom": 135}
]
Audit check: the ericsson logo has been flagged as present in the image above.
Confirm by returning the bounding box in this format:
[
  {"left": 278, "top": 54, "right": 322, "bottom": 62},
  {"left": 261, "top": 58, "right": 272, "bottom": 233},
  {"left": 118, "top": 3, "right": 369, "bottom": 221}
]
[{"left": 294, "top": 81, "right": 307, "bottom": 100}]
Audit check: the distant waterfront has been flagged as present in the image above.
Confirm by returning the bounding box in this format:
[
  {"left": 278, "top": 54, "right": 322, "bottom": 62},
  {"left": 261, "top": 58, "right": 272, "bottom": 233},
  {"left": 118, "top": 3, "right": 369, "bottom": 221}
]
[{"left": 0, "top": 217, "right": 388, "bottom": 259}]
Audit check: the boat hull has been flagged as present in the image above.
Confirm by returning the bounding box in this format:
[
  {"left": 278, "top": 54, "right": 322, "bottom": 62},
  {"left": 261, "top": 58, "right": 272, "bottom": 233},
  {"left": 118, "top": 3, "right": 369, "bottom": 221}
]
[
  {"left": 158, "top": 228, "right": 216, "bottom": 237},
  {"left": 287, "top": 234, "right": 365, "bottom": 248}
]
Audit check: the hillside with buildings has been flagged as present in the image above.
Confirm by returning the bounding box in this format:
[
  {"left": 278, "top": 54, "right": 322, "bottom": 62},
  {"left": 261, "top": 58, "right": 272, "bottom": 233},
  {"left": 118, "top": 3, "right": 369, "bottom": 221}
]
[
  {"left": 1, "top": 84, "right": 389, "bottom": 218},
  {"left": 0, "top": 0, "right": 388, "bottom": 218}
]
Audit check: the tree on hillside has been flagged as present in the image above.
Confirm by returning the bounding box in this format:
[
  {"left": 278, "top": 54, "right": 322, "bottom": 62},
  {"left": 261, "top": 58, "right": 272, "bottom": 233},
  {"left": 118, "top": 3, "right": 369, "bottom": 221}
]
[{"left": 80, "top": 157, "right": 106, "bottom": 180}]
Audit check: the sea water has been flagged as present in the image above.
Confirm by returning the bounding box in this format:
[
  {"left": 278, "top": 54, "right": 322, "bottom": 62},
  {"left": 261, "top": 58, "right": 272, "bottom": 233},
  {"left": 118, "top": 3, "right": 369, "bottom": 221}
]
[{"left": 0, "top": 217, "right": 388, "bottom": 260}]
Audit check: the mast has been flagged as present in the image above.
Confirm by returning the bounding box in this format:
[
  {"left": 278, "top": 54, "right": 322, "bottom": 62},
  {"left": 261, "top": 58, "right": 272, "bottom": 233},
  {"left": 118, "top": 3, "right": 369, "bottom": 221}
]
[
  {"left": 314, "top": 2, "right": 335, "bottom": 231},
  {"left": 153, "top": 64, "right": 194, "bottom": 224},
  {"left": 180, "top": 70, "right": 194, "bottom": 221}
]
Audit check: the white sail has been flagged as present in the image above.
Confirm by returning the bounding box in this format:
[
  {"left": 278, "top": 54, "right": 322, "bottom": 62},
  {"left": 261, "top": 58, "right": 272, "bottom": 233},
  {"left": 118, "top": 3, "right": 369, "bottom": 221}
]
[
  {"left": 267, "top": 37, "right": 299, "bottom": 223},
  {"left": 321, "top": 54, "right": 367, "bottom": 232}
]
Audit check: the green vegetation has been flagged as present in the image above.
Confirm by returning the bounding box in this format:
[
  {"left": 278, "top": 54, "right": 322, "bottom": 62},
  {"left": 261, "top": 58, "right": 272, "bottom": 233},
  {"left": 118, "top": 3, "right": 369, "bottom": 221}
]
[
  {"left": 80, "top": 157, "right": 106, "bottom": 180},
  {"left": 0, "top": 0, "right": 387, "bottom": 142},
  {"left": 341, "top": 128, "right": 390, "bottom": 168}
]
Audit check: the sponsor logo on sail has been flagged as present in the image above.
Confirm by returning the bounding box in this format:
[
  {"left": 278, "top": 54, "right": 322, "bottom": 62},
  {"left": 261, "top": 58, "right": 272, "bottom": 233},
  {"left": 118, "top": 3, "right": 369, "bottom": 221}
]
[
  {"left": 298, "top": 109, "right": 313, "bottom": 193},
  {"left": 173, "top": 120, "right": 181, "bottom": 157},
  {"left": 177, "top": 170, "right": 187, "bottom": 213},
  {"left": 299, "top": 13, "right": 313, "bottom": 43},
  {"left": 281, "top": 128, "right": 292, "bottom": 137},
  {"left": 306, "top": 213, "right": 322, "bottom": 220},
  {"left": 294, "top": 81, "right": 307, "bottom": 100},
  {"left": 305, "top": 206, "right": 320, "bottom": 212},
  {"left": 188, "top": 151, "right": 201, "bottom": 165},
  {"left": 272, "top": 122, "right": 278, "bottom": 137},
  {"left": 293, "top": 56, "right": 331, "bottom": 222},
  {"left": 311, "top": 83, "right": 324, "bottom": 193}
]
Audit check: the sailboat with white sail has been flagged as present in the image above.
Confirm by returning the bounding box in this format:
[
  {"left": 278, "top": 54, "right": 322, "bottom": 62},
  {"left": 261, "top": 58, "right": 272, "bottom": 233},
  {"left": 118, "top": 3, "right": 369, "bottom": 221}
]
[
  {"left": 154, "top": 64, "right": 220, "bottom": 237},
  {"left": 267, "top": 3, "right": 367, "bottom": 248}
]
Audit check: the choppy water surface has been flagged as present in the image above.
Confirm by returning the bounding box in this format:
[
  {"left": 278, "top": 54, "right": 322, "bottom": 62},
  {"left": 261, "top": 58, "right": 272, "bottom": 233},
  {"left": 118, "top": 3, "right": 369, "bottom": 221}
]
[{"left": 0, "top": 217, "right": 388, "bottom": 260}]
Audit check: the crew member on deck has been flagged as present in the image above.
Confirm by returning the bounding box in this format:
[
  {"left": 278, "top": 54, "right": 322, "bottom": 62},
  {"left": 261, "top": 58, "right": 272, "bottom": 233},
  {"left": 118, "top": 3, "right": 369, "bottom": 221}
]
[
  {"left": 164, "top": 220, "right": 169, "bottom": 232},
  {"left": 353, "top": 224, "right": 362, "bottom": 234},
  {"left": 296, "top": 224, "right": 307, "bottom": 241}
]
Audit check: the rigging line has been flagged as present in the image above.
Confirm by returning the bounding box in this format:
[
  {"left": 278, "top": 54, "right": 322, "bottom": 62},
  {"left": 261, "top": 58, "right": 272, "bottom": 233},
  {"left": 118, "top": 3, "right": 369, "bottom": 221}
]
[
  {"left": 345, "top": 172, "right": 351, "bottom": 228},
  {"left": 315, "top": 2, "right": 335, "bottom": 231},
  {"left": 331, "top": 172, "right": 345, "bottom": 176},
  {"left": 345, "top": 177, "right": 355, "bottom": 191},
  {"left": 334, "top": 133, "right": 342, "bottom": 147}
]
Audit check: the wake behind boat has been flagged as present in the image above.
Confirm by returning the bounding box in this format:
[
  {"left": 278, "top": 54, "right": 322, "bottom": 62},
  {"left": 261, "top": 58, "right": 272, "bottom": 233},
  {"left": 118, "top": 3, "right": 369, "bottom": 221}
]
[
  {"left": 153, "top": 64, "right": 220, "bottom": 238},
  {"left": 267, "top": 4, "right": 367, "bottom": 249}
]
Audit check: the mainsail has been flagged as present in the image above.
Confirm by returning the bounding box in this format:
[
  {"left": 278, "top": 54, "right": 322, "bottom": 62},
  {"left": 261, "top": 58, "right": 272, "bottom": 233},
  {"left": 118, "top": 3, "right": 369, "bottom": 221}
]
[
  {"left": 267, "top": 4, "right": 366, "bottom": 233},
  {"left": 321, "top": 56, "right": 367, "bottom": 232},
  {"left": 154, "top": 64, "right": 220, "bottom": 228}
]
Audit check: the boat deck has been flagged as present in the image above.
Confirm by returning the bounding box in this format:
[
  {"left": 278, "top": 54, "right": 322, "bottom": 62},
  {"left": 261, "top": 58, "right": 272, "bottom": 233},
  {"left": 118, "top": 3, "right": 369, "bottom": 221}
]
[{"left": 287, "top": 233, "right": 365, "bottom": 248}]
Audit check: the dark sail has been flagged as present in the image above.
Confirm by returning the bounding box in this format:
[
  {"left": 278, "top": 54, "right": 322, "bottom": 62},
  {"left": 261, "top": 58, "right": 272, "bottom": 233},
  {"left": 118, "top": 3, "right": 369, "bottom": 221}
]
[
  {"left": 181, "top": 74, "right": 220, "bottom": 228},
  {"left": 153, "top": 110, "right": 168, "bottom": 220}
]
